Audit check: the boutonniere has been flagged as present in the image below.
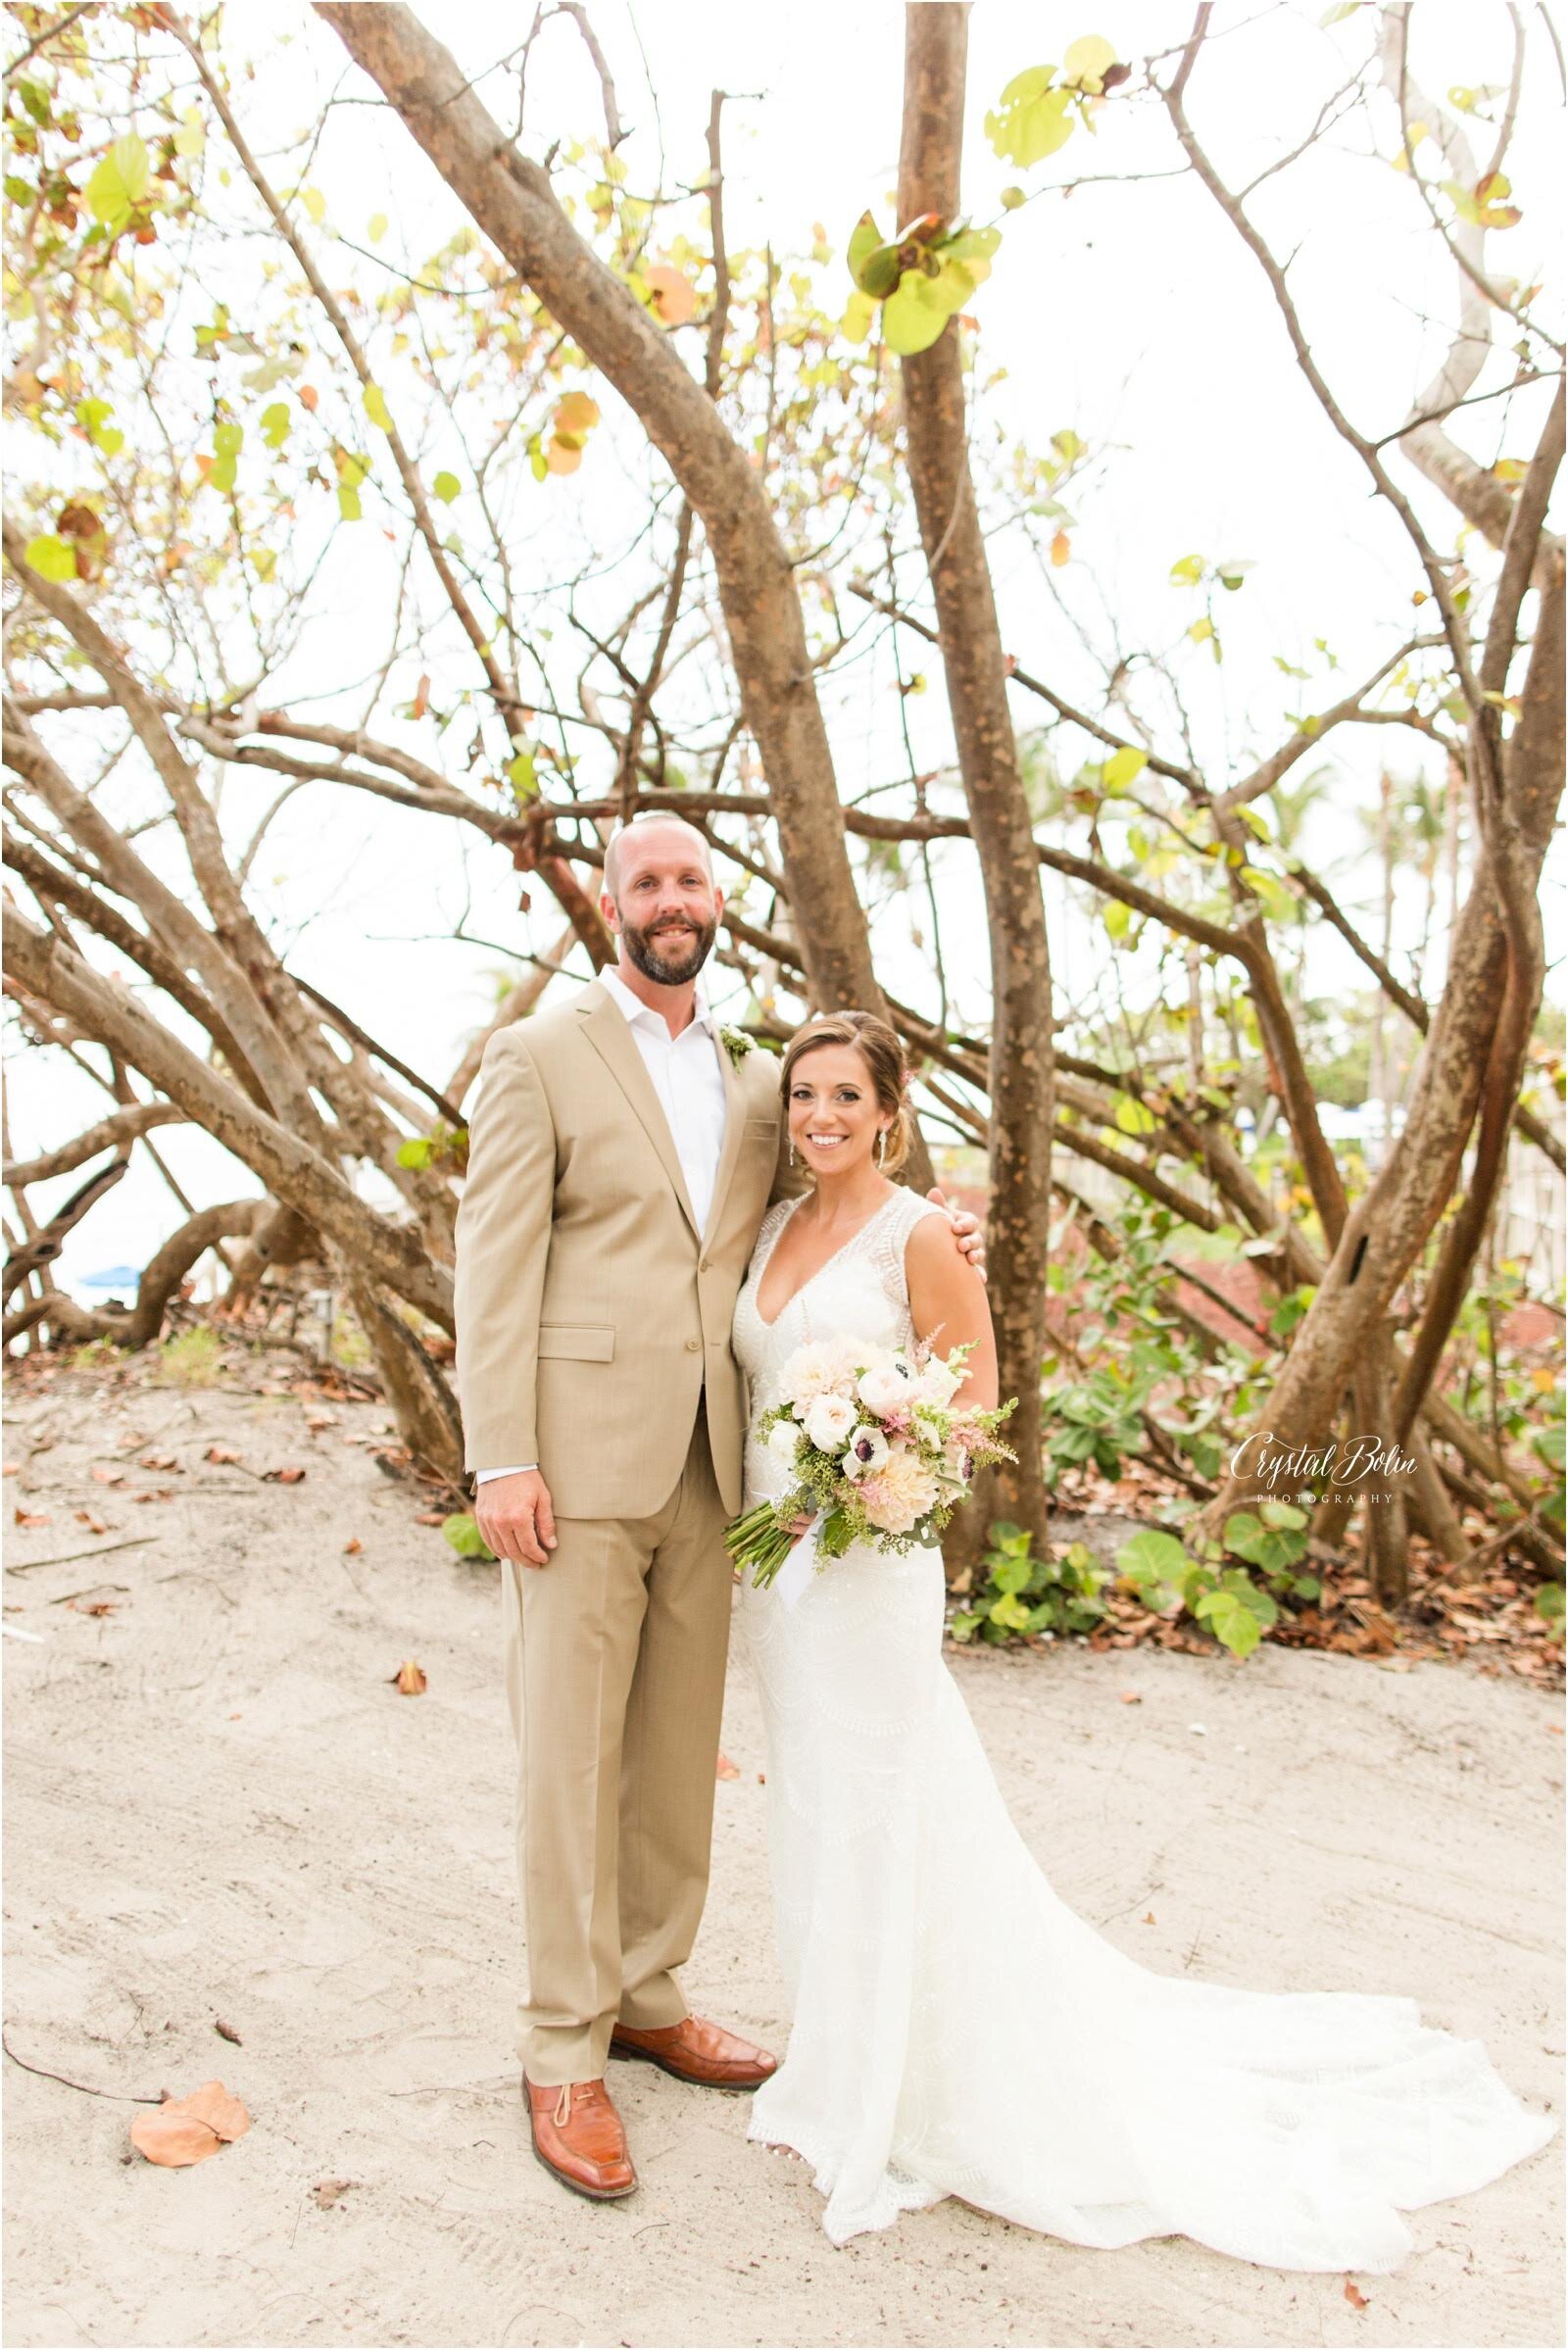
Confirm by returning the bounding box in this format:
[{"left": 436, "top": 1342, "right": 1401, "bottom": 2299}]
[{"left": 719, "top": 1026, "right": 755, "bottom": 1068}]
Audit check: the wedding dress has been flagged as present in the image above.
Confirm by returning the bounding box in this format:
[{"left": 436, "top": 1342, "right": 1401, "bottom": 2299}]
[{"left": 731, "top": 1185, "right": 1555, "bottom": 2263}]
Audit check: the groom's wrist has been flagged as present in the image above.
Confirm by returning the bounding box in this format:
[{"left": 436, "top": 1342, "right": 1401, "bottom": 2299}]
[{"left": 476, "top": 1463, "right": 537, "bottom": 1483}]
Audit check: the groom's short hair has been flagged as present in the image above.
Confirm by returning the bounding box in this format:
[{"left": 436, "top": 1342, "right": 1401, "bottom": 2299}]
[{"left": 603, "top": 813, "right": 714, "bottom": 900}]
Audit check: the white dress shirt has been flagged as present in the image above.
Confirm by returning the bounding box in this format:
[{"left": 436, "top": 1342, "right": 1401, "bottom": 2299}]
[{"left": 476, "top": 966, "right": 730, "bottom": 1484}]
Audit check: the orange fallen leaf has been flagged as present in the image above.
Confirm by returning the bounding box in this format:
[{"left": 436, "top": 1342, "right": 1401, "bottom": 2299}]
[
  {"left": 215, "top": 2018, "right": 242, "bottom": 2045},
  {"left": 1344, "top": 2278, "right": 1369, "bottom": 2311},
  {"left": 262, "top": 1465, "right": 307, "bottom": 1484},
  {"left": 74, "top": 1512, "right": 109, "bottom": 1534},
  {"left": 716, "top": 1751, "right": 741, "bottom": 1782},
  {"left": 1143, "top": 1911, "right": 1156, "bottom": 1925},
  {"left": 1118, "top": 1690, "right": 1143, "bottom": 1704},
  {"left": 414, "top": 1511, "right": 445, "bottom": 1527},
  {"left": 140, "top": 1452, "right": 176, "bottom": 1470},
  {"left": 2, "top": 1462, "right": 17, "bottom": 1476},
  {"left": 343, "top": 1537, "right": 363, "bottom": 1555},
  {"left": 91, "top": 1466, "right": 123, "bottom": 1486},
  {"left": 391, "top": 1660, "right": 426, "bottom": 1694},
  {"left": 312, "top": 2176, "right": 354, "bottom": 2208},
  {"left": 129, "top": 2079, "right": 250, "bottom": 2168},
  {"left": 205, "top": 1444, "right": 241, "bottom": 1465},
  {"left": 71, "top": 1598, "right": 119, "bottom": 1616},
  {"left": 13, "top": 1507, "right": 50, "bottom": 1527},
  {"left": 132, "top": 1488, "right": 173, "bottom": 1503}
]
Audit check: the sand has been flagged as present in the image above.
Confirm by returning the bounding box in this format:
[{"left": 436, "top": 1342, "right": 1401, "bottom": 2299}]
[{"left": 3, "top": 1357, "right": 1562, "bottom": 2349}]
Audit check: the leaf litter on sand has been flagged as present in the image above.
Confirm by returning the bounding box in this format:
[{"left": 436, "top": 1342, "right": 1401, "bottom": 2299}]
[{"left": 128, "top": 2079, "right": 250, "bottom": 2168}]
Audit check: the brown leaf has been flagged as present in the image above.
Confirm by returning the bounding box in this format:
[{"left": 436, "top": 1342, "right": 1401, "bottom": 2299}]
[
  {"left": 139, "top": 1452, "right": 176, "bottom": 1471},
  {"left": 91, "top": 1465, "right": 123, "bottom": 1486},
  {"left": 414, "top": 1511, "right": 445, "bottom": 1527},
  {"left": 214, "top": 2018, "right": 242, "bottom": 2045},
  {"left": 391, "top": 1660, "right": 426, "bottom": 1694},
  {"left": 1118, "top": 1689, "right": 1143, "bottom": 1704},
  {"left": 132, "top": 1488, "right": 173, "bottom": 1504},
  {"left": 343, "top": 1537, "right": 363, "bottom": 1555},
  {"left": 2, "top": 1462, "right": 18, "bottom": 1476},
  {"left": 262, "top": 1465, "right": 307, "bottom": 1484},
  {"left": 312, "top": 2177, "right": 354, "bottom": 2209},
  {"left": 1344, "top": 2278, "right": 1369, "bottom": 2311},
  {"left": 13, "top": 1507, "right": 50, "bottom": 1527},
  {"left": 1050, "top": 528, "right": 1071, "bottom": 567},
  {"left": 71, "top": 1599, "right": 118, "bottom": 1617},
  {"left": 205, "top": 1444, "right": 241, "bottom": 1465},
  {"left": 1142, "top": 1911, "right": 1156, "bottom": 1925},
  {"left": 411, "top": 674, "right": 429, "bottom": 721},
  {"left": 75, "top": 1512, "right": 109, "bottom": 1534},
  {"left": 715, "top": 1750, "right": 741, "bottom": 1782},
  {"left": 129, "top": 2079, "right": 250, "bottom": 2167},
  {"left": 298, "top": 383, "right": 319, "bottom": 412}
]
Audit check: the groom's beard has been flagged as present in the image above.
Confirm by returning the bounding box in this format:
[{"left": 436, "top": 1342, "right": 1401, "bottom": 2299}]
[{"left": 618, "top": 909, "right": 717, "bottom": 986}]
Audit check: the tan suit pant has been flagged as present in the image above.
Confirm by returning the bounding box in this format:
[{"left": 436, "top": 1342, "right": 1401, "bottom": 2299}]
[{"left": 500, "top": 1399, "right": 733, "bottom": 2085}]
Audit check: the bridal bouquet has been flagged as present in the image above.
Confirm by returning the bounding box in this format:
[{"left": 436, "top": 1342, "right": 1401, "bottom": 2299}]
[{"left": 725, "top": 1334, "right": 1016, "bottom": 1593}]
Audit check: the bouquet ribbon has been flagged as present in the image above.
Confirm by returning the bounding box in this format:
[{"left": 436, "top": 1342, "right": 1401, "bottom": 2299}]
[{"left": 773, "top": 1509, "right": 823, "bottom": 1611}]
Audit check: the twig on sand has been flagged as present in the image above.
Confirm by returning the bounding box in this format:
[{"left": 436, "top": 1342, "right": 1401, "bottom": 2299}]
[
  {"left": 5, "top": 1535, "right": 161, "bottom": 1575},
  {"left": 1, "top": 2028, "right": 162, "bottom": 2102}
]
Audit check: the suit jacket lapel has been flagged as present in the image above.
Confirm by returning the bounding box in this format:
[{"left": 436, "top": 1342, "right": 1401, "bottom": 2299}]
[
  {"left": 702, "top": 1031, "right": 747, "bottom": 1248},
  {"left": 578, "top": 982, "right": 700, "bottom": 1237}
]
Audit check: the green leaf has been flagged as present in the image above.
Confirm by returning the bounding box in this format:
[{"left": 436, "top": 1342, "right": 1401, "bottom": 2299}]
[
  {"left": 23, "top": 533, "right": 77, "bottom": 582},
  {"left": 337, "top": 482, "right": 362, "bottom": 522},
  {"left": 301, "top": 184, "right": 326, "bottom": 224},
  {"left": 1169, "top": 552, "right": 1205, "bottom": 586},
  {"left": 989, "top": 1591, "right": 1033, "bottom": 1633},
  {"left": 1103, "top": 745, "right": 1148, "bottom": 791},
  {"left": 847, "top": 209, "right": 883, "bottom": 289},
  {"left": 442, "top": 1510, "right": 495, "bottom": 1561},
  {"left": 260, "top": 402, "right": 291, "bottom": 450},
  {"left": 1116, "top": 1528, "right": 1188, "bottom": 1587},
  {"left": 985, "top": 75, "right": 1074, "bottom": 169},
  {"left": 1102, "top": 899, "right": 1131, "bottom": 943},
  {"left": 173, "top": 108, "right": 205, "bottom": 159},
  {"left": 1113, "top": 1091, "right": 1157, "bottom": 1135},
  {"left": 363, "top": 381, "right": 393, "bottom": 433},
  {"left": 431, "top": 469, "right": 461, "bottom": 503},
  {"left": 1258, "top": 1498, "right": 1308, "bottom": 1530},
  {"left": 841, "top": 289, "right": 877, "bottom": 345},
  {"left": 506, "top": 749, "right": 538, "bottom": 802},
  {"left": 882, "top": 271, "right": 950, "bottom": 355},
  {"left": 1535, "top": 1583, "right": 1565, "bottom": 1625},
  {"left": 85, "top": 133, "right": 150, "bottom": 231},
  {"left": 1062, "top": 34, "right": 1118, "bottom": 91},
  {"left": 368, "top": 212, "right": 388, "bottom": 242}
]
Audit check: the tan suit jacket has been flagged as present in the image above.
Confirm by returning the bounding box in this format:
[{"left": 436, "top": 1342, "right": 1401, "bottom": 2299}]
[{"left": 454, "top": 981, "right": 791, "bottom": 1519}]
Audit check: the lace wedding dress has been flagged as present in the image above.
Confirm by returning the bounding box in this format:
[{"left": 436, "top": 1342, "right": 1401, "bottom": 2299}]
[{"left": 732, "top": 1186, "right": 1555, "bottom": 2262}]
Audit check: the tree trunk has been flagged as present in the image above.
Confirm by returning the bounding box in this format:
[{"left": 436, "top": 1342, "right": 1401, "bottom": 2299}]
[{"left": 895, "top": 0, "right": 1054, "bottom": 1553}]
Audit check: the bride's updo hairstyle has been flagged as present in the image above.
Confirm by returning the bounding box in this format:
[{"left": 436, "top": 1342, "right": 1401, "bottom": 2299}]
[{"left": 780, "top": 1010, "right": 913, "bottom": 1179}]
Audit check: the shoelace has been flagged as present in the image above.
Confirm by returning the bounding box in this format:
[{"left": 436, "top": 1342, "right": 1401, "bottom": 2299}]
[{"left": 553, "top": 2083, "right": 573, "bottom": 2128}]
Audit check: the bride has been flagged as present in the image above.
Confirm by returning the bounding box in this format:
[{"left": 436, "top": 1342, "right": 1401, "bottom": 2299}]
[{"left": 731, "top": 1008, "right": 1555, "bottom": 2264}]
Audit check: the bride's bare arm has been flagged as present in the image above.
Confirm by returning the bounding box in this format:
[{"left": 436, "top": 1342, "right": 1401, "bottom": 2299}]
[{"left": 905, "top": 1216, "right": 999, "bottom": 1409}]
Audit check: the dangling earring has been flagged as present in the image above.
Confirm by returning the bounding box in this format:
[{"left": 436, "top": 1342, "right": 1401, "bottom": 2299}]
[
  {"left": 788, "top": 1133, "right": 797, "bottom": 1165},
  {"left": 875, "top": 1127, "right": 887, "bottom": 1167}
]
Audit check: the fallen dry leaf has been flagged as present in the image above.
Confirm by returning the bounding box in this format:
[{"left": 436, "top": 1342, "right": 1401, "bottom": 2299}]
[
  {"left": 90, "top": 1466, "right": 123, "bottom": 1486},
  {"left": 13, "top": 1507, "right": 50, "bottom": 1527},
  {"left": 128, "top": 2079, "right": 250, "bottom": 2168},
  {"left": 139, "top": 1452, "right": 176, "bottom": 1471},
  {"left": 391, "top": 1660, "right": 426, "bottom": 1694},
  {"left": 74, "top": 1511, "right": 110, "bottom": 1534},
  {"left": 214, "top": 2018, "right": 242, "bottom": 2045},
  {"left": 343, "top": 1536, "right": 363, "bottom": 1555},
  {"left": 205, "top": 1444, "right": 241, "bottom": 1465},
  {"left": 414, "top": 1511, "right": 445, "bottom": 1527},
  {"left": 312, "top": 2177, "right": 354, "bottom": 2209},
  {"left": 131, "top": 1488, "right": 173, "bottom": 1504},
  {"left": 71, "top": 1598, "right": 118, "bottom": 1617},
  {"left": 1143, "top": 1911, "right": 1156, "bottom": 1925},
  {"left": 715, "top": 1751, "right": 741, "bottom": 1782},
  {"left": 262, "top": 1465, "right": 307, "bottom": 1484},
  {"left": 2, "top": 1462, "right": 17, "bottom": 1476},
  {"left": 1344, "top": 2278, "right": 1369, "bottom": 2311},
  {"left": 1118, "top": 1690, "right": 1143, "bottom": 1704}
]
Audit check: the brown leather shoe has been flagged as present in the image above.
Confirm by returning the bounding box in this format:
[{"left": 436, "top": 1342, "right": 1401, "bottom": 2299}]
[
  {"left": 610, "top": 2014, "right": 778, "bottom": 2091},
  {"left": 522, "top": 2076, "right": 637, "bottom": 2201}
]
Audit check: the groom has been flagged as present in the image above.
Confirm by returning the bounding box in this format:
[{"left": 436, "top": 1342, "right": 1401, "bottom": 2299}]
[{"left": 454, "top": 813, "right": 981, "bottom": 2202}]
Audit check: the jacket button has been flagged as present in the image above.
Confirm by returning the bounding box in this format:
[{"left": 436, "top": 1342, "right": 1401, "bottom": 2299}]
[
  {"left": 685, "top": 1338, "right": 702, "bottom": 1352},
  {"left": 699, "top": 1257, "right": 710, "bottom": 1273}
]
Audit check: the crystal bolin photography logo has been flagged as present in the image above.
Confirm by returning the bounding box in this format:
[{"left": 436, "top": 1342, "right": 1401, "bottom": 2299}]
[{"left": 1228, "top": 1430, "right": 1419, "bottom": 1506}]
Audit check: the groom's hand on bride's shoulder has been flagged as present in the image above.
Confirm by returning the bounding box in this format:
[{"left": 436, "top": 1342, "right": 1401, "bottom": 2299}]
[
  {"left": 476, "top": 1468, "right": 558, "bottom": 1568},
  {"left": 926, "top": 1187, "right": 987, "bottom": 1283}
]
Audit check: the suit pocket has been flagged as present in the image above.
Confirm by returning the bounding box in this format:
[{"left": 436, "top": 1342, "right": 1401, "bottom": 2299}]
[{"left": 537, "top": 1322, "right": 615, "bottom": 1362}]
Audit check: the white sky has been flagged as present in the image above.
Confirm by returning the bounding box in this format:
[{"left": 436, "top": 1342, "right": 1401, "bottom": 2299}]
[{"left": 5, "top": 0, "right": 1562, "bottom": 1302}]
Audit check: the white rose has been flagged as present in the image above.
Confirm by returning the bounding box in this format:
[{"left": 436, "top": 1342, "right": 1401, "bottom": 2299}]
[
  {"left": 842, "top": 1425, "right": 891, "bottom": 1481},
  {"left": 804, "top": 1393, "right": 858, "bottom": 1452},
  {"left": 765, "top": 1418, "right": 805, "bottom": 1471},
  {"left": 857, "top": 1358, "right": 917, "bottom": 1415},
  {"left": 916, "top": 1353, "right": 963, "bottom": 1408}
]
